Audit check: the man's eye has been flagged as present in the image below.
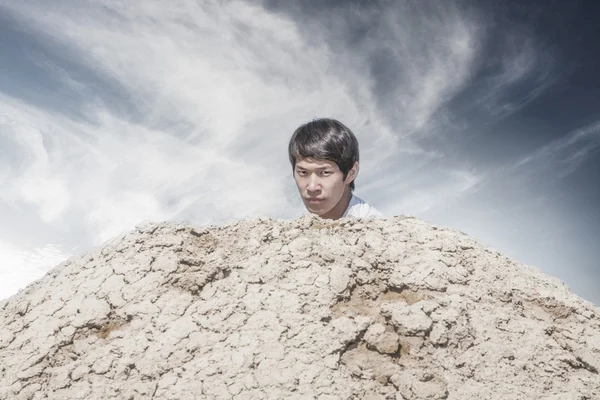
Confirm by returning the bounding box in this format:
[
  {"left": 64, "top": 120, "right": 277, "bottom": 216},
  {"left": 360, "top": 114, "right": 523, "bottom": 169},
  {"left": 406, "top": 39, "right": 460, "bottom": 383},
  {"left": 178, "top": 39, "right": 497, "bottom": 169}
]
[{"left": 321, "top": 171, "right": 331, "bottom": 176}]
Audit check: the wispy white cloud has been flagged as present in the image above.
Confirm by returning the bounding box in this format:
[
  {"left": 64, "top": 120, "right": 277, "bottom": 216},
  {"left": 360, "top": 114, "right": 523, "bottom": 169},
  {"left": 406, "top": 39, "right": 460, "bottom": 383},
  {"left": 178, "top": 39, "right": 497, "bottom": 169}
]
[
  {"left": 0, "top": 240, "right": 70, "bottom": 298},
  {"left": 0, "top": 95, "right": 289, "bottom": 242},
  {"left": 374, "top": 2, "right": 480, "bottom": 135},
  {"left": 462, "top": 27, "right": 556, "bottom": 120},
  {"left": 513, "top": 120, "right": 600, "bottom": 177}
]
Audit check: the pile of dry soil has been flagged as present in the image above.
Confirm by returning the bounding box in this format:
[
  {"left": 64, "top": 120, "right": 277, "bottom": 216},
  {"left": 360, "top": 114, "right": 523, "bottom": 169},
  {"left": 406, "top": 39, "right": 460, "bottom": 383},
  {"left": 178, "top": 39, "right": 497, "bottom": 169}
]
[{"left": 1, "top": 215, "right": 599, "bottom": 399}]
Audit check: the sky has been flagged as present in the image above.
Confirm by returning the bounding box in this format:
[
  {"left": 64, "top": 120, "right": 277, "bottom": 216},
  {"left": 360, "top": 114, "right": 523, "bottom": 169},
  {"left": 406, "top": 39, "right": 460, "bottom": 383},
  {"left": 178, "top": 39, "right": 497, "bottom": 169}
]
[{"left": 0, "top": 0, "right": 598, "bottom": 305}]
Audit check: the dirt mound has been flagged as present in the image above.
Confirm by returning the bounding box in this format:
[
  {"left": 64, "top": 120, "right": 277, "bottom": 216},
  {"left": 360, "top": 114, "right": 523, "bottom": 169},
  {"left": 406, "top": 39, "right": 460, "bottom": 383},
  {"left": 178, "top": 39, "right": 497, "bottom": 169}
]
[{"left": 1, "top": 215, "right": 599, "bottom": 399}]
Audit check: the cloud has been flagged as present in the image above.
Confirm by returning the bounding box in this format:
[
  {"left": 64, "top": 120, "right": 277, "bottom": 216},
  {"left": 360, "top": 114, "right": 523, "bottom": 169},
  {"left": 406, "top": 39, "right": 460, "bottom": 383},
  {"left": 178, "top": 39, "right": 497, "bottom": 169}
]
[
  {"left": 513, "top": 120, "right": 600, "bottom": 178},
  {"left": 0, "top": 0, "right": 556, "bottom": 299},
  {"left": 0, "top": 240, "right": 70, "bottom": 299},
  {"left": 483, "top": 29, "right": 556, "bottom": 112},
  {"left": 0, "top": 94, "right": 291, "bottom": 242},
  {"left": 0, "top": 1, "right": 488, "bottom": 211}
]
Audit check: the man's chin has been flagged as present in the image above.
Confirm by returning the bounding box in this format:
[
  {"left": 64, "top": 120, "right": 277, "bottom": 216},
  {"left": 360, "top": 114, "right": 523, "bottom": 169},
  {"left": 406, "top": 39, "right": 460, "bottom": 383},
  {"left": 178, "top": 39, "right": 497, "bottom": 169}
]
[{"left": 306, "top": 203, "right": 328, "bottom": 215}]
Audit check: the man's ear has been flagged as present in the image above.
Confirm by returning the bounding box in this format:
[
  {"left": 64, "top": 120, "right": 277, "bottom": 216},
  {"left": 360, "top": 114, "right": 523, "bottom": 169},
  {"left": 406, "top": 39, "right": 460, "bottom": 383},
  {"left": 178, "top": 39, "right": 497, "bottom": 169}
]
[{"left": 345, "top": 161, "right": 359, "bottom": 184}]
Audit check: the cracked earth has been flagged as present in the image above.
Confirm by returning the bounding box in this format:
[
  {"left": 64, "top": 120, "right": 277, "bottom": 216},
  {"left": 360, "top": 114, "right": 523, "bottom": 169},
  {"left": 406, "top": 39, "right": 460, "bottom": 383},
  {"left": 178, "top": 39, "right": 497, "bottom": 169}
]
[{"left": 1, "top": 215, "right": 599, "bottom": 399}]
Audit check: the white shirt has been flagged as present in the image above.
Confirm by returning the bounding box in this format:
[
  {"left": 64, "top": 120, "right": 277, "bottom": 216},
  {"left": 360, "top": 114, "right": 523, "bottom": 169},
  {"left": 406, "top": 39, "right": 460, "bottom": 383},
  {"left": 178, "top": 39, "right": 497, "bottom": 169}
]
[{"left": 343, "top": 194, "right": 383, "bottom": 218}]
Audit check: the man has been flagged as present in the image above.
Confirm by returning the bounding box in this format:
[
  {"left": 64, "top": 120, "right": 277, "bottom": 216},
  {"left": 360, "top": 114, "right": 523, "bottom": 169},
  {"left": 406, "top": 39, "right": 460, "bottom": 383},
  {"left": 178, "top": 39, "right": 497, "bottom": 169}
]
[{"left": 288, "top": 118, "right": 383, "bottom": 220}]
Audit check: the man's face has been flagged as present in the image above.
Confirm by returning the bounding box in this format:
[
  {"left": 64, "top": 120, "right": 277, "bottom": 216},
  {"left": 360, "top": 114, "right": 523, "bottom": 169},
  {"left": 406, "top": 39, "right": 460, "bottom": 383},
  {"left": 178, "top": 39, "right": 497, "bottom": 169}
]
[{"left": 293, "top": 157, "right": 355, "bottom": 217}]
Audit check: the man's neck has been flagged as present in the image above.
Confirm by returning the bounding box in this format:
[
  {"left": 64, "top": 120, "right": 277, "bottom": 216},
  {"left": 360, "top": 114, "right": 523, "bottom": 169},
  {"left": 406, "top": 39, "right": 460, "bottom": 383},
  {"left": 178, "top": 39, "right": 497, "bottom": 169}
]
[{"left": 320, "top": 188, "right": 353, "bottom": 220}]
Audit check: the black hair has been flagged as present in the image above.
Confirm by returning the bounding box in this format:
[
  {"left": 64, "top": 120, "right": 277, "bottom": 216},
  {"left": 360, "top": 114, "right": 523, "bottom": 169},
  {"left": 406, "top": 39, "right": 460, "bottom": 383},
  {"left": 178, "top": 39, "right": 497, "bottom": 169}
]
[{"left": 288, "top": 118, "right": 359, "bottom": 191}]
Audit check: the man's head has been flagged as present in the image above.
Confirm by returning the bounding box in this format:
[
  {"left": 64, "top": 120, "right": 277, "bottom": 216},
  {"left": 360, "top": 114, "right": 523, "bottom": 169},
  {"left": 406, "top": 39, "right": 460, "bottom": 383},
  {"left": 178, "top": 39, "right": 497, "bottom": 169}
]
[{"left": 288, "top": 118, "right": 360, "bottom": 218}]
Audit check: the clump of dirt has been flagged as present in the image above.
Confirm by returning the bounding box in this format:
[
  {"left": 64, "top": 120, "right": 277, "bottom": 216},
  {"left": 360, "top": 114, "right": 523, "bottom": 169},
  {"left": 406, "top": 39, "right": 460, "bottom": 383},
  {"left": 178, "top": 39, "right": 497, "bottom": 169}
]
[{"left": 1, "top": 214, "right": 599, "bottom": 399}]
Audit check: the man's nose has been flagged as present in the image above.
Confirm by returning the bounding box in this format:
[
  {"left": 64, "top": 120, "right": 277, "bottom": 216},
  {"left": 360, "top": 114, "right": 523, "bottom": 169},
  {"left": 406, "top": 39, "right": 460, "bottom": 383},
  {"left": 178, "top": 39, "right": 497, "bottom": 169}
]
[{"left": 307, "top": 175, "right": 321, "bottom": 192}]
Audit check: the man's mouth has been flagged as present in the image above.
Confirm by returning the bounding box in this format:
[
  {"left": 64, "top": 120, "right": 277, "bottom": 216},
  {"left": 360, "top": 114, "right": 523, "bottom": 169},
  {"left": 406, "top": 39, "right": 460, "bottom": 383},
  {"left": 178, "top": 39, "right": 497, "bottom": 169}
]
[{"left": 307, "top": 198, "right": 324, "bottom": 203}]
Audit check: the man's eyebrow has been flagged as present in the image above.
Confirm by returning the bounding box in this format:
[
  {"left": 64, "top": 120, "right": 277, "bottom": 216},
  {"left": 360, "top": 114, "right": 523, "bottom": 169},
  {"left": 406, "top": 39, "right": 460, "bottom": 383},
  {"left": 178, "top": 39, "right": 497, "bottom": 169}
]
[{"left": 296, "top": 166, "right": 331, "bottom": 170}]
